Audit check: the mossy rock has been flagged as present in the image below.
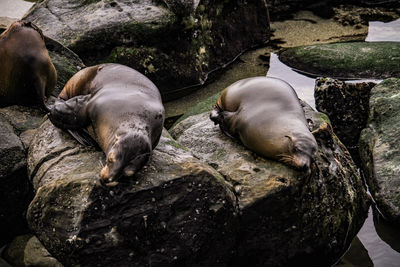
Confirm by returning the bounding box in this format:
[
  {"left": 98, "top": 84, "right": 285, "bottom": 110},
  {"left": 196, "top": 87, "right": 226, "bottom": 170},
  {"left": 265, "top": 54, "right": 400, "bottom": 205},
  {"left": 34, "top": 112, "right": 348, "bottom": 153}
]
[
  {"left": 279, "top": 42, "right": 400, "bottom": 79},
  {"left": 24, "top": 0, "right": 270, "bottom": 100},
  {"left": 359, "top": 78, "right": 400, "bottom": 225}
]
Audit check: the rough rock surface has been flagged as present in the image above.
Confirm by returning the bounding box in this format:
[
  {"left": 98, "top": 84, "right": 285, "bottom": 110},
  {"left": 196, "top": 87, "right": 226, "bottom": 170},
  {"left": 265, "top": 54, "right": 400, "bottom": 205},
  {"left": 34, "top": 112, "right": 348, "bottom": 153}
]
[
  {"left": 27, "top": 120, "right": 237, "bottom": 266},
  {"left": 2, "top": 234, "right": 62, "bottom": 267},
  {"left": 359, "top": 78, "right": 400, "bottom": 224},
  {"left": 23, "top": 0, "right": 269, "bottom": 100},
  {"left": 0, "top": 106, "right": 45, "bottom": 246},
  {"left": 279, "top": 42, "right": 400, "bottom": 79},
  {"left": 44, "top": 37, "right": 85, "bottom": 95},
  {"left": 315, "top": 77, "right": 376, "bottom": 163},
  {"left": 170, "top": 104, "right": 370, "bottom": 266}
]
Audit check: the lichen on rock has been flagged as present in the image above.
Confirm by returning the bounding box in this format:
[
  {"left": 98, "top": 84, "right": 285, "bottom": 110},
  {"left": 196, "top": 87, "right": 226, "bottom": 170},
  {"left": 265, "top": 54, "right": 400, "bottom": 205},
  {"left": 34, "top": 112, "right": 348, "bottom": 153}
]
[{"left": 359, "top": 78, "right": 400, "bottom": 225}]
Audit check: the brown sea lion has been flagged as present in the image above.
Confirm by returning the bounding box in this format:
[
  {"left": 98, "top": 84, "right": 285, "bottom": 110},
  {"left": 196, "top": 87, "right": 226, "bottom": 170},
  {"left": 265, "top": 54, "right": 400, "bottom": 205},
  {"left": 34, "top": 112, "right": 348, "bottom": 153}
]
[
  {"left": 210, "top": 76, "right": 318, "bottom": 170},
  {"left": 49, "top": 63, "right": 165, "bottom": 186},
  {"left": 0, "top": 21, "right": 56, "bottom": 109}
]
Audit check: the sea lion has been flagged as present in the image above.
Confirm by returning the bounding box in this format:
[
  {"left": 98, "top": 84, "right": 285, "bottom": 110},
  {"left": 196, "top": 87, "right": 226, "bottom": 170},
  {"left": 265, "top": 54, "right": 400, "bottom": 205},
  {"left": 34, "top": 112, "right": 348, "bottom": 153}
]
[
  {"left": 210, "top": 76, "right": 318, "bottom": 171},
  {"left": 0, "top": 21, "right": 56, "bottom": 109},
  {"left": 49, "top": 63, "right": 165, "bottom": 186}
]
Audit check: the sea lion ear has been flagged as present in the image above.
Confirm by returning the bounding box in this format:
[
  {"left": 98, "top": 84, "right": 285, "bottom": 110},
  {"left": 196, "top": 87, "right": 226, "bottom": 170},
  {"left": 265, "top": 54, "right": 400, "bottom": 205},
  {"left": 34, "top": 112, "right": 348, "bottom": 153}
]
[{"left": 285, "top": 135, "right": 293, "bottom": 143}]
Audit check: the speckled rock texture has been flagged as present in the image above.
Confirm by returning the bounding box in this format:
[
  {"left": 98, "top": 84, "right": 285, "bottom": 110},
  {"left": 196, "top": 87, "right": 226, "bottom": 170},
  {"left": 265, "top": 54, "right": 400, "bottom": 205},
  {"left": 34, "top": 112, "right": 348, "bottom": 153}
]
[
  {"left": 27, "top": 120, "right": 237, "bottom": 266},
  {"left": 23, "top": 0, "right": 269, "bottom": 100},
  {"left": 170, "top": 103, "right": 370, "bottom": 266},
  {"left": 315, "top": 77, "right": 376, "bottom": 163},
  {"left": 2, "top": 234, "right": 62, "bottom": 267},
  {"left": 0, "top": 106, "right": 45, "bottom": 246},
  {"left": 279, "top": 42, "right": 400, "bottom": 79},
  {"left": 360, "top": 78, "right": 400, "bottom": 225}
]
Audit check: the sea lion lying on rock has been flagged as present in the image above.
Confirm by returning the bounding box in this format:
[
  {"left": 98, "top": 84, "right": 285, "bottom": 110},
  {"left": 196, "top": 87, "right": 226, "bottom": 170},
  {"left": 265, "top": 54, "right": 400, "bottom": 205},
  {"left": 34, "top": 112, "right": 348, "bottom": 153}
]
[
  {"left": 0, "top": 21, "right": 56, "bottom": 109},
  {"left": 49, "top": 63, "right": 165, "bottom": 186},
  {"left": 210, "top": 76, "right": 318, "bottom": 171}
]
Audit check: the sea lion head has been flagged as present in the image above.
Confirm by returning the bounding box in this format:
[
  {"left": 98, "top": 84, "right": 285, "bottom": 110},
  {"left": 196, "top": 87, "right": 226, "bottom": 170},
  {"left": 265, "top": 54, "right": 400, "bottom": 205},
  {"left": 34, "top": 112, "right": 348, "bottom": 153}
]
[
  {"left": 283, "top": 133, "right": 318, "bottom": 171},
  {"left": 1, "top": 20, "right": 44, "bottom": 40},
  {"left": 100, "top": 132, "right": 151, "bottom": 186}
]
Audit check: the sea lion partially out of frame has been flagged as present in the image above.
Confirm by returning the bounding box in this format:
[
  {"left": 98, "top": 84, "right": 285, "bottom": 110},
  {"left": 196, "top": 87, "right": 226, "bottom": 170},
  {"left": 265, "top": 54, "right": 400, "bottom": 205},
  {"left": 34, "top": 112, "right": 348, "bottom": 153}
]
[
  {"left": 0, "top": 21, "right": 56, "bottom": 109},
  {"left": 210, "top": 76, "right": 318, "bottom": 171}
]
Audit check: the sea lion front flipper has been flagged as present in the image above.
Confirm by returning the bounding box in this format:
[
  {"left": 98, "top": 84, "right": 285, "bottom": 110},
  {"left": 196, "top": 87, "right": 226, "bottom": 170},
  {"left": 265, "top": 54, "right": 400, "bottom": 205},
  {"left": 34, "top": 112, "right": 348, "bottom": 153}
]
[
  {"left": 67, "top": 129, "right": 98, "bottom": 147},
  {"left": 49, "top": 95, "right": 91, "bottom": 130}
]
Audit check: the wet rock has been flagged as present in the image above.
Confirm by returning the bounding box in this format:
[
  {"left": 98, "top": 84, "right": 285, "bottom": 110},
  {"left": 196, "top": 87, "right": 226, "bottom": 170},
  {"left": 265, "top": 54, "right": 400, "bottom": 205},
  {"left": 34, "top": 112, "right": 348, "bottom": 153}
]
[
  {"left": 27, "top": 120, "right": 237, "bottom": 266},
  {"left": 0, "top": 116, "right": 29, "bottom": 246},
  {"left": 44, "top": 37, "right": 85, "bottom": 95},
  {"left": 0, "top": 106, "right": 45, "bottom": 246},
  {"left": 160, "top": 0, "right": 200, "bottom": 16},
  {"left": 333, "top": 4, "right": 400, "bottom": 26},
  {"left": 279, "top": 42, "right": 400, "bottom": 79},
  {"left": 359, "top": 78, "right": 400, "bottom": 224},
  {"left": 170, "top": 103, "right": 370, "bottom": 266},
  {"left": 23, "top": 0, "right": 269, "bottom": 100},
  {"left": 2, "top": 234, "right": 62, "bottom": 267},
  {"left": 0, "top": 257, "right": 12, "bottom": 267},
  {"left": 315, "top": 77, "right": 376, "bottom": 163}
]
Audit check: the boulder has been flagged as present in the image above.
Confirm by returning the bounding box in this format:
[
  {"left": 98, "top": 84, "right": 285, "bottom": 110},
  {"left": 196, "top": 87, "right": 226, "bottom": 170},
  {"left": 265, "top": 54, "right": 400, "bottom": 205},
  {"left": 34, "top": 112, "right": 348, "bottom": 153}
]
[
  {"left": 2, "top": 234, "right": 62, "bottom": 267},
  {"left": 0, "top": 106, "right": 45, "bottom": 246},
  {"left": 23, "top": 0, "right": 270, "bottom": 100},
  {"left": 170, "top": 103, "right": 370, "bottom": 266},
  {"left": 27, "top": 120, "right": 237, "bottom": 266},
  {"left": 315, "top": 77, "right": 376, "bottom": 163},
  {"left": 359, "top": 78, "right": 400, "bottom": 224},
  {"left": 279, "top": 42, "right": 400, "bottom": 79}
]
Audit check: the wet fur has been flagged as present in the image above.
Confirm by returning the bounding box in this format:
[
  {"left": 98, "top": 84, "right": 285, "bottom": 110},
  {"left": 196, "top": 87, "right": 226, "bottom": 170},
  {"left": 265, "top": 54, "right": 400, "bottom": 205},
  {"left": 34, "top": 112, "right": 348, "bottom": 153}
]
[
  {"left": 49, "top": 64, "right": 165, "bottom": 185},
  {"left": 0, "top": 21, "right": 56, "bottom": 109},
  {"left": 210, "top": 77, "right": 317, "bottom": 170}
]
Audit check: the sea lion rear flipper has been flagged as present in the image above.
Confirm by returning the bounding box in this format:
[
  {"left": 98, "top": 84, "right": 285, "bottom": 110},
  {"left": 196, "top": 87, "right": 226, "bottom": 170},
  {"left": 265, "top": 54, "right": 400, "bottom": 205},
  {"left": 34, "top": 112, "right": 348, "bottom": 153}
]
[
  {"left": 49, "top": 95, "right": 91, "bottom": 129},
  {"left": 67, "top": 129, "right": 98, "bottom": 147}
]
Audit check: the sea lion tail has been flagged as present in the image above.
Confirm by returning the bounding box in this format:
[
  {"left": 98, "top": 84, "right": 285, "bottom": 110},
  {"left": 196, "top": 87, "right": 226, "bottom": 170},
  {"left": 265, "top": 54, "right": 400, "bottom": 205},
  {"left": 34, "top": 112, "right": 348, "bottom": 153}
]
[{"left": 210, "top": 103, "right": 223, "bottom": 125}]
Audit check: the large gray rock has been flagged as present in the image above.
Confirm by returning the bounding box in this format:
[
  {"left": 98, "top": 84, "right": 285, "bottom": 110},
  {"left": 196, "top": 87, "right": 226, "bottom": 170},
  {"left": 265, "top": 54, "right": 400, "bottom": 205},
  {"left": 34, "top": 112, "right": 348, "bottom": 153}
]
[
  {"left": 27, "top": 120, "right": 237, "bottom": 266},
  {"left": 279, "top": 42, "right": 400, "bottom": 79},
  {"left": 315, "top": 77, "right": 376, "bottom": 163},
  {"left": 0, "top": 106, "right": 45, "bottom": 247},
  {"left": 359, "top": 78, "right": 400, "bottom": 225},
  {"left": 23, "top": 0, "right": 270, "bottom": 100},
  {"left": 2, "top": 234, "right": 62, "bottom": 267},
  {"left": 170, "top": 104, "right": 370, "bottom": 266}
]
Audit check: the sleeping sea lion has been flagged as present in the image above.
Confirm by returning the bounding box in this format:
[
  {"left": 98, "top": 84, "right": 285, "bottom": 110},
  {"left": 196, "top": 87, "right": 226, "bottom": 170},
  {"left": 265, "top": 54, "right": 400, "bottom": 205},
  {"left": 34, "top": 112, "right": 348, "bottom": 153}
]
[
  {"left": 0, "top": 21, "right": 56, "bottom": 109},
  {"left": 49, "top": 63, "right": 165, "bottom": 186},
  {"left": 210, "top": 76, "right": 318, "bottom": 171}
]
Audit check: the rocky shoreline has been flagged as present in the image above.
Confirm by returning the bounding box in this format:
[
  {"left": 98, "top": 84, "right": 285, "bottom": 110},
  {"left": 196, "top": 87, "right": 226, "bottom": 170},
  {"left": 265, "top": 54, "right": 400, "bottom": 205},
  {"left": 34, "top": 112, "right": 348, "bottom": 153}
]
[{"left": 1, "top": 0, "right": 400, "bottom": 266}]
